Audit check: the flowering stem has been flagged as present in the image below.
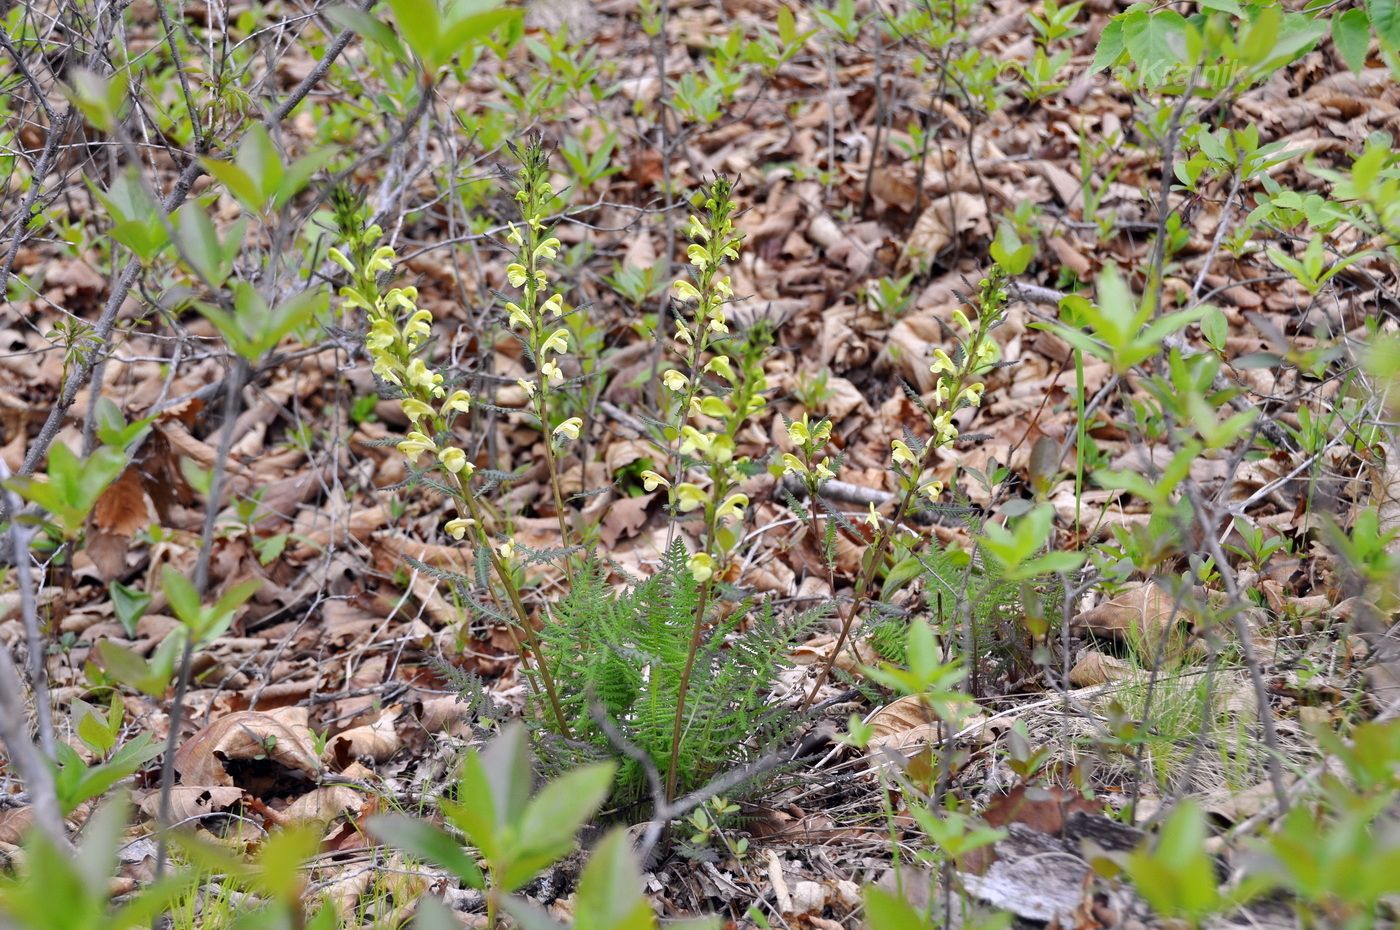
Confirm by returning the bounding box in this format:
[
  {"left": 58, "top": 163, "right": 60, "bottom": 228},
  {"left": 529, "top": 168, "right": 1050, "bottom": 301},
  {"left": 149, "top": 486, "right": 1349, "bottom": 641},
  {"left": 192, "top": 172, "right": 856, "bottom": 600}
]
[
  {"left": 800, "top": 298, "right": 998, "bottom": 711},
  {"left": 452, "top": 473, "right": 572, "bottom": 739}
]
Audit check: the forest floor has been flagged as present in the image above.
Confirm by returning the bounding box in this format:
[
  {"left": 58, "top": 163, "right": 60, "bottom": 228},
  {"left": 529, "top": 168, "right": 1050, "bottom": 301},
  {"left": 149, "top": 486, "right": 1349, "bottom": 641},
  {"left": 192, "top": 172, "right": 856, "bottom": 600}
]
[{"left": 2, "top": 0, "right": 1399, "bottom": 927}]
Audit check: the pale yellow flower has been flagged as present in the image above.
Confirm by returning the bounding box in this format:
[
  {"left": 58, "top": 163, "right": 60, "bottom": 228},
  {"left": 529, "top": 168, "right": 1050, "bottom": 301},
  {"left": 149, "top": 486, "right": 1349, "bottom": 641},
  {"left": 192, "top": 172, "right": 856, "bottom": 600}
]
[
  {"left": 662, "top": 369, "right": 689, "bottom": 392},
  {"left": 704, "top": 355, "right": 735, "bottom": 383},
  {"left": 640, "top": 470, "right": 670, "bottom": 492},
  {"left": 930, "top": 349, "right": 957, "bottom": 376},
  {"left": 328, "top": 247, "right": 355, "bottom": 275},
  {"left": 688, "top": 552, "right": 715, "bottom": 582},
  {"left": 553, "top": 417, "right": 582, "bottom": 441},
  {"left": 445, "top": 517, "right": 472, "bottom": 540},
  {"left": 505, "top": 302, "right": 531, "bottom": 329},
  {"left": 401, "top": 398, "right": 434, "bottom": 422},
  {"left": 539, "top": 328, "right": 569, "bottom": 357},
  {"left": 397, "top": 431, "right": 435, "bottom": 463},
  {"left": 441, "top": 390, "right": 471, "bottom": 415},
  {"left": 439, "top": 447, "right": 468, "bottom": 473},
  {"left": 506, "top": 263, "right": 529, "bottom": 287},
  {"left": 716, "top": 493, "right": 748, "bottom": 523},
  {"left": 675, "top": 482, "right": 707, "bottom": 512},
  {"left": 540, "top": 360, "right": 563, "bottom": 384},
  {"left": 891, "top": 439, "right": 918, "bottom": 469}
]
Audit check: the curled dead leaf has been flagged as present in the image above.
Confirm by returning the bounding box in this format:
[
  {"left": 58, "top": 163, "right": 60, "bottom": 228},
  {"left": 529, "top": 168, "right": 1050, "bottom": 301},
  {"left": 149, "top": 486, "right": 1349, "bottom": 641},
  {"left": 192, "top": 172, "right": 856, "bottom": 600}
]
[
  {"left": 137, "top": 785, "right": 247, "bottom": 822},
  {"left": 1074, "top": 582, "right": 1186, "bottom": 644},
  {"left": 1068, "top": 650, "right": 1135, "bottom": 687},
  {"left": 174, "top": 709, "right": 321, "bottom": 789},
  {"left": 324, "top": 710, "right": 400, "bottom": 768},
  {"left": 281, "top": 785, "right": 365, "bottom": 824}
]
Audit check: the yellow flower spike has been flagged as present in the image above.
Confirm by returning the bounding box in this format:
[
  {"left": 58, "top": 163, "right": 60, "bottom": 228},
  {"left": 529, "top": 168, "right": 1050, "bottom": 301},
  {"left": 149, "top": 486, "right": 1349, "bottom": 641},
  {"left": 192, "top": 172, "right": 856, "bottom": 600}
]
[
  {"left": 865, "top": 502, "right": 880, "bottom": 529},
  {"left": 540, "top": 360, "right": 564, "bottom": 384},
  {"left": 517, "top": 378, "right": 537, "bottom": 398},
  {"left": 445, "top": 517, "right": 472, "bottom": 540},
  {"left": 960, "top": 383, "right": 985, "bottom": 407},
  {"left": 505, "top": 302, "right": 532, "bottom": 329},
  {"left": 952, "top": 307, "right": 973, "bottom": 331},
  {"left": 441, "top": 390, "right": 471, "bottom": 415},
  {"left": 539, "top": 328, "right": 570, "bottom": 357},
  {"left": 640, "top": 470, "right": 671, "bottom": 492},
  {"left": 534, "top": 237, "right": 561, "bottom": 260},
  {"left": 675, "top": 483, "right": 707, "bottom": 512},
  {"left": 921, "top": 480, "right": 945, "bottom": 502},
  {"left": 541, "top": 293, "right": 564, "bottom": 317},
  {"left": 397, "top": 431, "right": 435, "bottom": 463},
  {"left": 401, "top": 398, "right": 434, "bottom": 422},
  {"left": 506, "top": 263, "right": 529, "bottom": 287},
  {"left": 673, "top": 280, "right": 702, "bottom": 302},
  {"left": 704, "top": 355, "right": 736, "bottom": 383},
  {"left": 781, "top": 453, "right": 807, "bottom": 476},
  {"left": 505, "top": 223, "right": 524, "bottom": 247},
  {"left": 930, "top": 349, "right": 957, "bottom": 376},
  {"left": 688, "top": 552, "right": 715, "bottom": 583},
  {"left": 553, "top": 417, "right": 582, "bottom": 441},
  {"left": 328, "top": 248, "right": 356, "bottom": 275},
  {"left": 716, "top": 493, "right": 749, "bottom": 523},
  {"left": 891, "top": 439, "right": 918, "bottom": 469},
  {"left": 787, "top": 417, "right": 810, "bottom": 446}
]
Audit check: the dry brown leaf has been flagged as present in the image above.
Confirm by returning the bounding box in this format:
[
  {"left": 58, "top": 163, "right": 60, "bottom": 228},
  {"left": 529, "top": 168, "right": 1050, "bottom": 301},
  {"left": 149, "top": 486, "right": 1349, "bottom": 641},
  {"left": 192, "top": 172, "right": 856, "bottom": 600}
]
[
  {"left": 599, "top": 492, "right": 655, "bottom": 547},
  {"left": 1068, "top": 650, "right": 1135, "bottom": 687},
  {"left": 1074, "top": 582, "right": 1185, "bottom": 643},
  {"left": 174, "top": 709, "right": 321, "bottom": 789},
  {"left": 93, "top": 467, "right": 151, "bottom": 536},
  {"left": 280, "top": 785, "right": 364, "bottom": 824},
  {"left": 324, "top": 709, "right": 400, "bottom": 768},
  {"left": 901, "top": 192, "right": 987, "bottom": 270},
  {"left": 137, "top": 785, "right": 247, "bottom": 822}
]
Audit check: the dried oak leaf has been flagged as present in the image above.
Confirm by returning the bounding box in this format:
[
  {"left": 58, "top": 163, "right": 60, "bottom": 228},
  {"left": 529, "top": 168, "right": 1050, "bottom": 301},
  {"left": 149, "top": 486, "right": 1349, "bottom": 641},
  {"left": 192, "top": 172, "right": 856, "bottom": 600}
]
[
  {"left": 599, "top": 492, "right": 655, "bottom": 547},
  {"left": 93, "top": 467, "right": 151, "bottom": 536},
  {"left": 1073, "top": 582, "right": 1185, "bottom": 642},
  {"left": 174, "top": 709, "right": 321, "bottom": 789},
  {"left": 137, "top": 785, "right": 247, "bottom": 822},
  {"left": 323, "top": 709, "right": 400, "bottom": 769}
]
